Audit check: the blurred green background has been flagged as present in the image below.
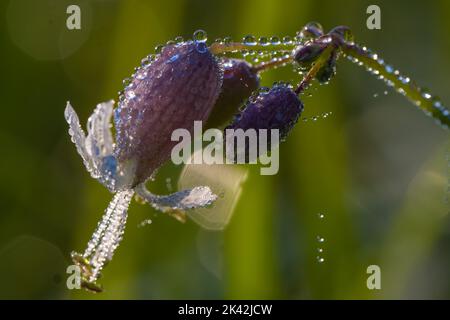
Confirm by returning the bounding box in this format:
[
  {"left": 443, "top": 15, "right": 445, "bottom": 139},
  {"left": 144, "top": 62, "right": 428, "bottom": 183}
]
[{"left": 0, "top": 0, "right": 449, "bottom": 299}]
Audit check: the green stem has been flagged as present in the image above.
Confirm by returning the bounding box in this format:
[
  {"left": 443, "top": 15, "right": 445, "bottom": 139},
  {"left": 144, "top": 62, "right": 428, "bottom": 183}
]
[
  {"left": 209, "top": 41, "right": 296, "bottom": 55},
  {"left": 295, "top": 46, "right": 334, "bottom": 95},
  {"left": 342, "top": 43, "right": 450, "bottom": 129},
  {"left": 253, "top": 55, "right": 293, "bottom": 73}
]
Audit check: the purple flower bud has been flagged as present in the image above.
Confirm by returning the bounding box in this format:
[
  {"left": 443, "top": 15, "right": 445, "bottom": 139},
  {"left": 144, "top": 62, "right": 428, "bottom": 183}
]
[
  {"left": 328, "top": 25, "right": 354, "bottom": 43},
  {"left": 206, "top": 59, "right": 260, "bottom": 129},
  {"left": 316, "top": 48, "right": 338, "bottom": 84},
  {"left": 227, "top": 84, "right": 303, "bottom": 139},
  {"left": 114, "top": 42, "right": 222, "bottom": 186},
  {"left": 225, "top": 84, "right": 303, "bottom": 163}
]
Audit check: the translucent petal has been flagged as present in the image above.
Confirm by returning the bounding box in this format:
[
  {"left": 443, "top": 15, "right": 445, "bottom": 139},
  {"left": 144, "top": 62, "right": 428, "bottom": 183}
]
[
  {"left": 65, "top": 101, "right": 117, "bottom": 191},
  {"left": 177, "top": 151, "right": 248, "bottom": 230},
  {"left": 85, "top": 100, "right": 116, "bottom": 190},
  {"left": 85, "top": 100, "right": 115, "bottom": 159},
  {"left": 135, "top": 184, "right": 217, "bottom": 212},
  {"left": 64, "top": 101, "right": 98, "bottom": 178}
]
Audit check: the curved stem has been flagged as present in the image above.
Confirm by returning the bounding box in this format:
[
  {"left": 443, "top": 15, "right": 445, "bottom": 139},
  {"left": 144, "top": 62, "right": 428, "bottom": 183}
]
[
  {"left": 342, "top": 43, "right": 450, "bottom": 129},
  {"left": 209, "top": 41, "right": 296, "bottom": 55}
]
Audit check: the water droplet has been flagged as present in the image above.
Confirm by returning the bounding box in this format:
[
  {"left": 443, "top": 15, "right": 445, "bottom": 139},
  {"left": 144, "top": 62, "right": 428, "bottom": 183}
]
[
  {"left": 270, "top": 36, "right": 280, "bottom": 45},
  {"left": 174, "top": 36, "right": 184, "bottom": 43},
  {"left": 317, "top": 236, "right": 325, "bottom": 243},
  {"left": 193, "top": 29, "right": 207, "bottom": 43},
  {"left": 422, "top": 91, "right": 432, "bottom": 100},
  {"left": 138, "top": 219, "right": 153, "bottom": 228},
  {"left": 316, "top": 256, "right": 325, "bottom": 263},
  {"left": 258, "top": 36, "right": 269, "bottom": 46},
  {"left": 282, "top": 36, "right": 292, "bottom": 45},
  {"left": 259, "top": 86, "right": 270, "bottom": 94},
  {"left": 243, "top": 35, "right": 256, "bottom": 46},
  {"left": 155, "top": 44, "right": 164, "bottom": 54},
  {"left": 318, "top": 213, "right": 325, "bottom": 219},
  {"left": 223, "top": 36, "right": 232, "bottom": 46},
  {"left": 317, "top": 248, "right": 323, "bottom": 253},
  {"left": 195, "top": 42, "right": 208, "bottom": 53},
  {"left": 126, "top": 90, "right": 136, "bottom": 99},
  {"left": 342, "top": 29, "right": 354, "bottom": 42},
  {"left": 135, "top": 71, "right": 147, "bottom": 80},
  {"left": 385, "top": 64, "right": 394, "bottom": 73},
  {"left": 168, "top": 54, "right": 180, "bottom": 63},
  {"left": 300, "top": 21, "right": 324, "bottom": 40},
  {"left": 122, "top": 77, "right": 132, "bottom": 86}
]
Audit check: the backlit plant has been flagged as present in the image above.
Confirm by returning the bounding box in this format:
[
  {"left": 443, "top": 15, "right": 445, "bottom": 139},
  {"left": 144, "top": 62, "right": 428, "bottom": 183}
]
[{"left": 65, "top": 22, "right": 450, "bottom": 292}]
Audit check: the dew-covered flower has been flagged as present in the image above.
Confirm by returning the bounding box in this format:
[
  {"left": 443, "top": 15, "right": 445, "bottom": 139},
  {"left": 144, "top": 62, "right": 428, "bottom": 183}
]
[
  {"left": 65, "top": 40, "right": 222, "bottom": 291},
  {"left": 115, "top": 42, "right": 223, "bottom": 187}
]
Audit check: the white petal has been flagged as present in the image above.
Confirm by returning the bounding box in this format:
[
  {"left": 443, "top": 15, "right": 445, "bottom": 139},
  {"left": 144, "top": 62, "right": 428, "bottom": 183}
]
[{"left": 64, "top": 101, "right": 98, "bottom": 178}]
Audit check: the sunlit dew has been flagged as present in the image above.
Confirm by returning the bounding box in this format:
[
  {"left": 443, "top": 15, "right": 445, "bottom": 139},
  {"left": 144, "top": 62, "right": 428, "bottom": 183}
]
[
  {"left": 385, "top": 64, "right": 394, "bottom": 74},
  {"left": 299, "top": 21, "right": 324, "bottom": 41},
  {"left": 316, "top": 256, "right": 325, "bottom": 263},
  {"left": 422, "top": 91, "right": 432, "bottom": 100},
  {"left": 243, "top": 35, "right": 256, "bottom": 46},
  {"left": 317, "top": 236, "right": 325, "bottom": 243},
  {"left": 122, "top": 77, "right": 132, "bottom": 86},
  {"left": 270, "top": 36, "right": 280, "bottom": 45},
  {"left": 135, "top": 71, "right": 147, "bottom": 80},
  {"left": 318, "top": 213, "right": 325, "bottom": 219},
  {"left": 174, "top": 36, "right": 184, "bottom": 44},
  {"left": 258, "top": 36, "right": 269, "bottom": 46},
  {"left": 223, "top": 36, "right": 232, "bottom": 45},
  {"left": 346, "top": 45, "right": 450, "bottom": 129},
  {"left": 155, "top": 44, "right": 164, "bottom": 54},
  {"left": 282, "top": 36, "right": 293, "bottom": 45},
  {"left": 126, "top": 90, "right": 136, "bottom": 100},
  {"left": 138, "top": 219, "right": 153, "bottom": 228},
  {"left": 193, "top": 29, "right": 207, "bottom": 43}
]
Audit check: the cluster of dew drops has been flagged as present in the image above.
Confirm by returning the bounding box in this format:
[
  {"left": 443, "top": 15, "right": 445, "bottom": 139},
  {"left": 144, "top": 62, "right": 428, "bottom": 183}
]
[
  {"left": 346, "top": 45, "right": 449, "bottom": 126},
  {"left": 116, "top": 26, "right": 335, "bottom": 118}
]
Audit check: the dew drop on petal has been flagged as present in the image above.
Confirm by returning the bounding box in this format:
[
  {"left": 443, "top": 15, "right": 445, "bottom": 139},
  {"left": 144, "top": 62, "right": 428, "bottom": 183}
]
[{"left": 193, "top": 29, "right": 208, "bottom": 43}]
